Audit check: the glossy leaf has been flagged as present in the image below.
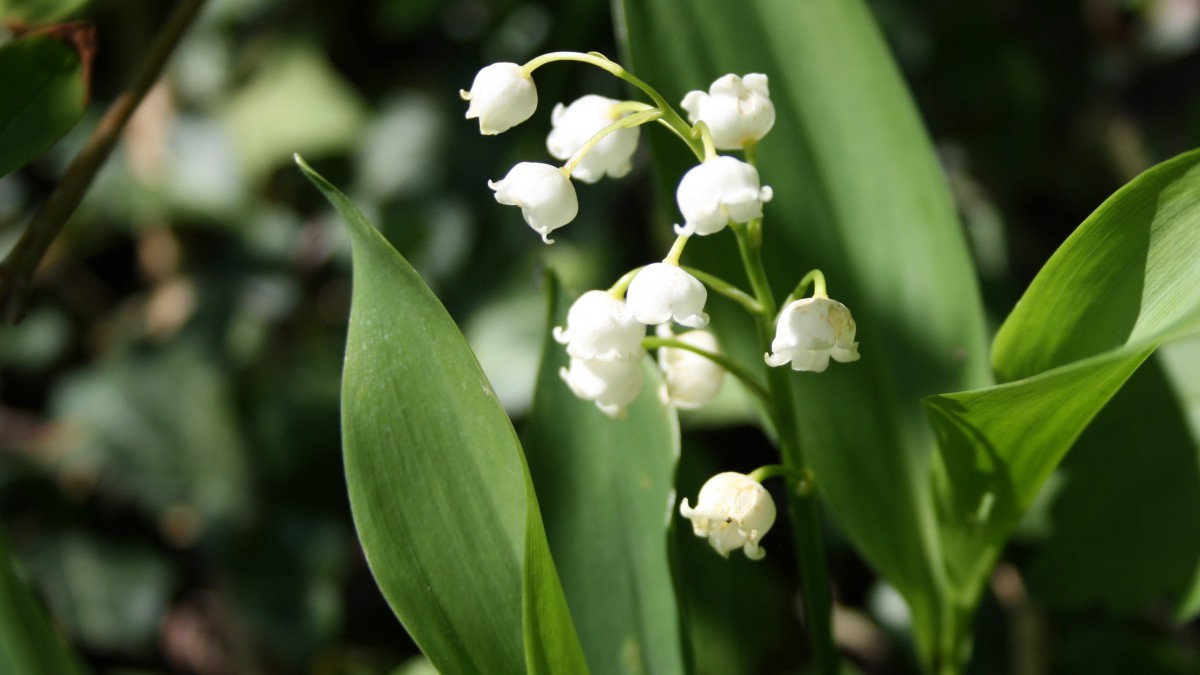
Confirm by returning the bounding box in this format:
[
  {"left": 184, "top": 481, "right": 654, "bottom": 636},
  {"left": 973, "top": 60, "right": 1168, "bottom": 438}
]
[
  {"left": 619, "top": 0, "right": 991, "bottom": 657},
  {"left": 296, "top": 156, "right": 587, "bottom": 675},
  {"left": 522, "top": 272, "right": 685, "bottom": 675},
  {"left": 0, "top": 530, "right": 85, "bottom": 675},
  {"left": 0, "top": 31, "right": 89, "bottom": 178},
  {"left": 926, "top": 150, "right": 1200, "bottom": 616}
]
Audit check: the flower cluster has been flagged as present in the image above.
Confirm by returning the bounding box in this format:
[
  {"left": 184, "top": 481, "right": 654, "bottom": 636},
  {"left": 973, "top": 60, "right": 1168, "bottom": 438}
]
[{"left": 463, "top": 54, "right": 861, "bottom": 561}]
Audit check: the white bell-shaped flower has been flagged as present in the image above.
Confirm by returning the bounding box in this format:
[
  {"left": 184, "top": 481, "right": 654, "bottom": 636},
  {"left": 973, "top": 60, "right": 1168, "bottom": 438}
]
[
  {"left": 489, "top": 162, "right": 578, "bottom": 243},
  {"left": 658, "top": 329, "right": 725, "bottom": 409},
  {"left": 546, "top": 95, "right": 641, "bottom": 184},
  {"left": 675, "top": 156, "right": 773, "bottom": 236},
  {"left": 461, "top": 62, "right": 538, "bottom": 135},
  {"left": 552, "top": 290, "right": 645, "bottom": 361},
  {"left": 680, "top": 73, "right": 775, "bottom": 150},
  {"left": 680, "top": 472, "right": 776, "bottom": 560},
  {"left": 765, "top": 296, "right": 860, "bottom": 372},
  {"left": 624, "top": 263, "right": 709, "bottom": 328},
  {"left": 559, "top": 355, "right": 644, "bottom": 418}
]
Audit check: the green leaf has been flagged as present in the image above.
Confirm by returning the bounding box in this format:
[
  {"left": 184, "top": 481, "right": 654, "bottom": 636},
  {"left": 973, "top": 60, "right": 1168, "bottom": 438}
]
[
  {"left": 522, "top": 272, "right": 686, "bottom": 675},
  {"left": 295, "top": 155, "right": 588, "bottom": 675},
  {"left": 926, "top": 149, "right": 1200, "bottom": 617},
  {"left": 1025, "top": 338, "right": 1200, "bottom": 620},
  {"left": 619, "top": 0, "right": 991, "bottom": 659},
  {"left": 0, "top": 529, "right": 85, "bottom": 675},
  {"left": 0, "top": 30, "right": 89, "bottom": 178},
  {"left": 0, "top": 0, "right": 90, "bottom": 23}
]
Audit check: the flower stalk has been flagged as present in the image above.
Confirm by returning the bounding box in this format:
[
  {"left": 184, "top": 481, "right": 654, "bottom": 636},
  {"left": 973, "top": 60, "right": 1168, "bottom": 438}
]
[{"left": 732, "top": 221, "right": 839, "bottom": 674}]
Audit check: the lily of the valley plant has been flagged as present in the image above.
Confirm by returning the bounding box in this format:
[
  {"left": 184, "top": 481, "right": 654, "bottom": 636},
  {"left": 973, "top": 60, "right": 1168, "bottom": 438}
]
[{"left": 463, "top": 51, "right": 858, "bottom": 671}]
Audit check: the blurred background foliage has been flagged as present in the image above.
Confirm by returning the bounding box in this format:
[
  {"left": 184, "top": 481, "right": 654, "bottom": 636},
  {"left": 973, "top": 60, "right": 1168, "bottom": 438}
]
[{"left": 0, "top": 0, "right": 1198, "bottom": 673}]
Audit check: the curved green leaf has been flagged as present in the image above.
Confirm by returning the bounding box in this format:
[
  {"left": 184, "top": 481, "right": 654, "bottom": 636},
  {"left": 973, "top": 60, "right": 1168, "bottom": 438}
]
[
  {"left": 523, "top": 272, "right": 685, "bottom": 675},
  {"left": 926, "top": 149, "right": 1200, "bottom": 618},
  {"left": 619, "top": 0, "right": 990, "bottom": 660},
  {"left": 295, "top": 156, "right": 587, "bottom": 675},
  {"left": 0, "top": 31, "right": 89, "bottom": 178},
  {"left": 0, "top": 530, "right": 85, "bottom": 675},
  {"left": 1026, "top": 338, "right": 1200, "bottom": 620}
]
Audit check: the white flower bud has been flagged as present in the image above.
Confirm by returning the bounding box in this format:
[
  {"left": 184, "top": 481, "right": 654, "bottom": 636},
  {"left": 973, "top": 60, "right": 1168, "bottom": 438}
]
[
  {"left": 552, "top": 290, "right": 645, "bottom": 361},
  {"left": 461, "top": 62, "right": 538, "bottom": 135},
  {"left": 675, "top": 156, "right": 773, "bottom": 236},
  {"left": 624, "top": 263, "right": 709, "bottom": 328},
  {"left": 489, "top": 162, "right": 578, "bottom": 243},
  {"left": 658, "top": 329, "right": 724, "bottom": 409},
  {"left": 680, "top": 73, "right": 775, "bottom": 150},
  {"left": 559, "top": 355, "right": 644, "bottom": 418},
  {"left": 680, "top": 472, "right": 776, "bottom": 560},
  {"left": 765, "top": 296, "right": 860, "bottom": 372},
  {"left": 546, "top": 95, "right": 641, "bottom": 184}
]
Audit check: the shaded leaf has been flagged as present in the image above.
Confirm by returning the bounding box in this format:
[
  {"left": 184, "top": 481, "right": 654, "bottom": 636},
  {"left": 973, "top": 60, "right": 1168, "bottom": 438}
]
[
  {"left": 296, "top": 155, "right": 587, "bottom": 675},
  {"left": 0, "top": 529, "right": 85, "bottom": 675},
  {"left": 619, "top": 0, "right": 991, "bottom": 658},
  {"left": 522, "top": 272, "right": 685, "bottom": 675},
  {"left": 0, "top": 30, "right": 89, "bottom": 178},
  {"left": 1026, "top": 336, "right": 1200, "bottom": 620}
]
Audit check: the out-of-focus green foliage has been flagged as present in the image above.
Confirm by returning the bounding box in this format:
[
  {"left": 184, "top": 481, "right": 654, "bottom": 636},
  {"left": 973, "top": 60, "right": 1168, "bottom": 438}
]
[
  {"left": 0, "top": 530, "right": 85, "bottom": 675},
  {"left": 0, "top": 31, "right": 88, "bottom": 178}
]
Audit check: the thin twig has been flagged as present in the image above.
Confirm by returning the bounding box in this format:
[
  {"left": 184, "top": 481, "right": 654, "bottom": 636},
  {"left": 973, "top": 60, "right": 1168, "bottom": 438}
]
[{"left": 0, "top": 0, "right": 209, "bottom": 324}]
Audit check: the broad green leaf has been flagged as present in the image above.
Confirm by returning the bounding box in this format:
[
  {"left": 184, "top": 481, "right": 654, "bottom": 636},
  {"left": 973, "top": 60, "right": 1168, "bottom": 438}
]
[
  {"left": 522, "top": 272, "right": 685, "bottom": 675},
  {"left": 1026, "top": 338, "right": 1200, "bottom": 619},
  {"left": 0, "top": 530, "right": 85, "bottom": 675},
  {"left": 619, "top": 0, "right": 991, "bottom": 659},
  {"left": 0, "top": 30, "right": 89, "bottom": 178},
  {"left": 296, "top": 156, "right": 588, "bottom": 675},
  {"left": 926, "top": 149, "right": 1200, "bottom": 620}
]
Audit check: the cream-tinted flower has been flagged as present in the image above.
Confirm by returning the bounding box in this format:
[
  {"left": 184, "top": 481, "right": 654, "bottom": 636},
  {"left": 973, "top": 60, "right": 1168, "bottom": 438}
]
[
  {"left": 658, "top": 329, "right": 724, "bottom": 409},
  {"left": 624, "top": 263, "right": 709, "bottom": 328},
  {"left": 489, "top": 162, "right": 578, "bottom": 243},
  {"left": 765, "top": 296, "right": 860, "bottom": 372},
  {"left": 559, "top": 355, "right": 644, "bottom": 418},
  {"left": 461, "top": 63, "right": 537, "bottom": 135},
  {"left": 552, "top": 290, "right": 645, "bottom": 361},
  {"left": 680, "top": 472, "right": 776, "bottom": 560},
  {"left": 680, "top": 73, "right": 775, "bottom": 150},
  {"left": 546, "top": 95, "right": 640, "bottom": 184},
  {"left": 675, "top": 156, "right": 773, "bottom": 236}
]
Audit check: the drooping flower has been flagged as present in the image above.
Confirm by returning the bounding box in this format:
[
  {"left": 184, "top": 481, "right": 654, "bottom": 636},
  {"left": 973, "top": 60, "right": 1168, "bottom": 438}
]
[
  {"left": 546, "top": 95, "right": 641, "bottom": 184},
  {"left": 624, "top": 263, "right": 709, "bottom": 328},
  {"left": 675, "top": 156, "right": 773, "bottom": 236},
  {"left": 461, "top": 62, "right": 538, "bottom": 135},
  {"left": 657, "top": 328, "right": 725, "bottom": 409},
  {"left": 680, "top": 472, "right": 776, "bottom": 560},
  {"left": 765, "top": 296, "right": 860, "bottom": 372},
  {"left": 559, "top": 355, "right": 644, "bottom": 418},
  {"left": 680, "top": 73, "right": 775, "bottom": 150},
  {"left": 552, "top": 290, "right": 645, "bottom": 361},
  {"left": 489, "top": 162, "right": 578, "bottom": 243}
]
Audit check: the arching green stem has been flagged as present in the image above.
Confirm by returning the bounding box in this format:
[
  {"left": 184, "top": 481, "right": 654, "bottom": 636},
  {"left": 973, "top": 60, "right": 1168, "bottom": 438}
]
[
  {"left": 680, "top": 266, "right": 761, "bottom": 315},
  {"left": 641, "top": 336, "right": 772, "bottom": 412},
  {"left": 562, "top": 108, "right": 662, "bottom": 176},
  {"left": 782, "top": 269, "right": 829, "bottom": 307},
  {"left": 522, "top": 51, "right": 703, "bottom": 160}
]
